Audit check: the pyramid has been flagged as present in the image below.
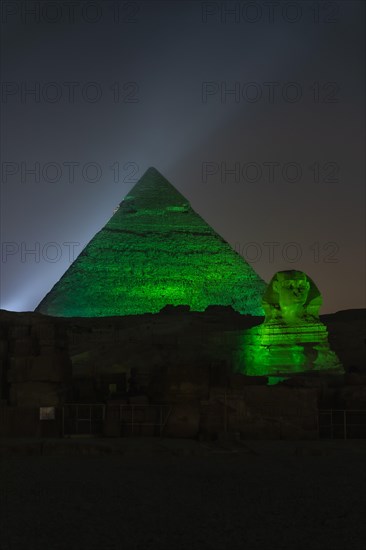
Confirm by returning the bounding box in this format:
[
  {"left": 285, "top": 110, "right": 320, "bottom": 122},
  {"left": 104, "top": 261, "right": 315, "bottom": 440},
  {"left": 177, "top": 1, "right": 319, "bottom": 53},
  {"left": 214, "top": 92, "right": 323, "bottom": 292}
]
[{"left": 36, "top": 167, "right": 266, "bottom": 317}]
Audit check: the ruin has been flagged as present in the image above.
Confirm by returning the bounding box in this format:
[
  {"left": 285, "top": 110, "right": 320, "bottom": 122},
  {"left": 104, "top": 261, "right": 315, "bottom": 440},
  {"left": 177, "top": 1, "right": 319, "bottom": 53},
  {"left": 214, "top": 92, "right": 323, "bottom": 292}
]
[{"left": 1, "top": 169, "right": 365, "bottom": 440}]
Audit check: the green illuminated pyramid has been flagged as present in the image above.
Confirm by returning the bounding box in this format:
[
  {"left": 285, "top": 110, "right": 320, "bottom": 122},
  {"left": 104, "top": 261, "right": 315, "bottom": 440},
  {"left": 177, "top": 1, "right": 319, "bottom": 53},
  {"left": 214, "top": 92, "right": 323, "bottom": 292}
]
[{"left": 36, "top": 167, "right": 266, "bottom": 317}]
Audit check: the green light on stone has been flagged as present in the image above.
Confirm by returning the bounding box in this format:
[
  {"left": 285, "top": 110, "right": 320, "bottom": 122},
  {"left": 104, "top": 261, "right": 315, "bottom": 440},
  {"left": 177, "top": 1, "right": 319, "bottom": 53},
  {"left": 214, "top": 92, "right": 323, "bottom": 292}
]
[
  {"left": 236, "top": 270, "right": 344, "bottom": 377},
  {"left": 36, "top": 167, "right": 266, "bottom": 317},
  {"left": 267, "top": 377, "right": 288, "bottom": 386}
]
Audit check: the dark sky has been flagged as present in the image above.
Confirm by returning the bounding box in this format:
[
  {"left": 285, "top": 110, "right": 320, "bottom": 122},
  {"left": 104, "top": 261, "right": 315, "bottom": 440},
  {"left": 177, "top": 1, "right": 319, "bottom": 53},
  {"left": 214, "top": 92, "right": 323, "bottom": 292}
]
[{"left": 0, "top": 0, "right": 365, "bottom": 314}]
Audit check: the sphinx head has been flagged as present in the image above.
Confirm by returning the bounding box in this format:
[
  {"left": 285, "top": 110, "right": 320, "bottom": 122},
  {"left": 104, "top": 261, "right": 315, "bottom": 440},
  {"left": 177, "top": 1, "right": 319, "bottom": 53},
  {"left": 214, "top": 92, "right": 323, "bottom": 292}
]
[{"left": 262, "top": 270, "right": 322, "bottom": 324}]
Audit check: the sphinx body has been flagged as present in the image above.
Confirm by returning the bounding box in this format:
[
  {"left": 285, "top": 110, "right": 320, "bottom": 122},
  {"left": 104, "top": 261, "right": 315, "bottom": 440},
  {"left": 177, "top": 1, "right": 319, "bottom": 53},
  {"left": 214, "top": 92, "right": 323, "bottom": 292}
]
[{"left": 239, "top": 271, "right": 343, "bottom": 377}]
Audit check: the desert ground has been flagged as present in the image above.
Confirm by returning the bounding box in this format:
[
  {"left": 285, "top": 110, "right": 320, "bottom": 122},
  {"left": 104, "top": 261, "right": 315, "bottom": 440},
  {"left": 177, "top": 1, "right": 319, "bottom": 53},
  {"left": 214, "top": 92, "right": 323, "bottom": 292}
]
[{"left": 0, "top": 437, "right": 365, "bottom": 550}]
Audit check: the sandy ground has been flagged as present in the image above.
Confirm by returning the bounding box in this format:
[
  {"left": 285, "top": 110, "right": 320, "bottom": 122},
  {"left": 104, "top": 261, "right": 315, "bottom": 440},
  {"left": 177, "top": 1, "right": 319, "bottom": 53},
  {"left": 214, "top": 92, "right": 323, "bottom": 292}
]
[{"left": 0, "top": 438, "right": 365, "bottom": 550}]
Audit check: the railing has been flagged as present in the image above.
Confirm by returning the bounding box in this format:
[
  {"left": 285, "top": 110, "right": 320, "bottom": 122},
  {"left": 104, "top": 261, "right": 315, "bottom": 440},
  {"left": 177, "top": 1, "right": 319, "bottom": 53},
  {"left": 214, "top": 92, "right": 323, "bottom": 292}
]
[
  {"left": 62, "top": 403, "right": 172, "bottom": 437},
  {"left": 318, "top": 409, "right": 366, "bottom": 439},
  {"left": 60, "top": 403, "right": 366, "bottom": 440},
  {"left": 62, "top": 404, "right": 106, "bottom": 437},
  {"left": 106, "top": 404, "right": 172, "bottom": 436}
]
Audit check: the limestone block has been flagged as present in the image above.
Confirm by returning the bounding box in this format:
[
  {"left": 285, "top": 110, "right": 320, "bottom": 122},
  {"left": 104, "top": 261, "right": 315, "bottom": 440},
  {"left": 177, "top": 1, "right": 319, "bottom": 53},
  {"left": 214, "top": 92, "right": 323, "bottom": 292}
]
[
  {"left": 9, "top": 326, "right": 30, "bottom": 339},
  {"left": 103, "top": 417, "right": 121, "bottom": 437},
  {"left": 9, "top": 382, "right": 60, "bottom": 407},
  {"left": 164, "top": 401, "right": 200, "bottom": 438},
  {"left": 128, "top": 395, "right": 149, "bottom": 404},
  {"left": 339, "top": 386, "right": 366, "bottom": 409},
  {"left": 8, "top": 356, "right": 33, "bottom": 369},
  {"left": 11, "top": 338, "right": 38, "bottom": 356},
  {"left": 32, "top": 354, "right": 71, "bottom": 378},
  {"left": 8, "top": 354, "right": 71, "bottom": 383},
  {"left": 0, "top": 340, "right": 8, "bottom": 357},
  {"left": 164, "top": 364, "right": 209, "bottom": 398}
]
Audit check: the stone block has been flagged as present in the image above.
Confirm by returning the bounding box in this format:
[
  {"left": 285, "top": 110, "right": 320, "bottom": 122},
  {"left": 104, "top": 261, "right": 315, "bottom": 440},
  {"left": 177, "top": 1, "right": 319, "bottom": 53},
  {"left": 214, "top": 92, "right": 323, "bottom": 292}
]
[
  {"left": 163, "top": 364, "right": 209, "bottom": 399},
  {"left": 8, "top": 354, "right": 71, "bottom": 383},
  {"left": 103, "top": 418, "right": 121, "bottom": 437},
  {"left": 11, "top": 338, "right": 38, "bottom": 356},
  {"left": 9, "top": 382, "right": 60, "bottom": 407},
  {"left": 338, "top": 386, "right": 366, "bottom": 409},
  {"left": 0, "top": 340, "right": 8, "bottom": 357},
  {"left": 8, "top": 356, "right": 33, "bottom": 369},
  {"left": 344, "top": 373, "right": 366, "bottom": 386},
  {"left": 164, "top": 401, "right": 200, "bottom": 438},
  {"left": 31, "top": 354, "right": 71, "bottom": 381},
  {"left": 9, "top": 326, "right": 30, "bottom": 339},
  {"left": 128, "top": 395, "right": 149, "bottom": 405}
]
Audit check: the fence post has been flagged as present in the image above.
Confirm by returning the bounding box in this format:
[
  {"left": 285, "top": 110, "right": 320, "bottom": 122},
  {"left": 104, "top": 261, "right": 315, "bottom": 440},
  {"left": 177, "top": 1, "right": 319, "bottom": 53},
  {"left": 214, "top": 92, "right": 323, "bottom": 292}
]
[
  {"left": 224, "top": 391, "right": 227, "bottom": 433},
  {"left": 331, "top": 410, "right": 333, "bottom": 439}
]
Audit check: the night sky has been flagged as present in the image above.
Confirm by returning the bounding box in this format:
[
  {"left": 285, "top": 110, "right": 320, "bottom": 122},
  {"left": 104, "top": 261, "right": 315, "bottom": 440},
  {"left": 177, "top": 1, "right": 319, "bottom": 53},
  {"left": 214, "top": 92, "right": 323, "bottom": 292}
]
[{"left": 0, "top": 0, "right": 364, "bottom": 314}]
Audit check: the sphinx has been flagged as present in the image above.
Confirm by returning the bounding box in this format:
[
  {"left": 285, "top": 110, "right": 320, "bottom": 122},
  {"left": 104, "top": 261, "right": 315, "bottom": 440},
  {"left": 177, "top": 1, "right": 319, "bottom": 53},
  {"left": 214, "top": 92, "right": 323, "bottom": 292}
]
[
  {"left": 262, "top": 270, "right": 321, "bottom": 324},
  {"left": 238, "top": 270, "right": 343, "bottom": 377}
]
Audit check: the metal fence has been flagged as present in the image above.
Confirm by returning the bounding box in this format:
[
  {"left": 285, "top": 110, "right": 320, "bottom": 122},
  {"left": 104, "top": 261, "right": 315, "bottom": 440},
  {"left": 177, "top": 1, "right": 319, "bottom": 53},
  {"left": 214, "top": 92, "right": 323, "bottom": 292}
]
[
  {"left": 62, "top": 403, "right": 172, "bottom": 437},
  {"left": 106, "top": 404, "right": 172, "bottom": 436},
  {"left": 62, "top": 404, "right": 105, "bottom": 436},
  {"left": 50, "top": 403, "right": 366, "bottom": 440},
  {"left": 318, "top": 409, "right": 366, "bottom": 439}
]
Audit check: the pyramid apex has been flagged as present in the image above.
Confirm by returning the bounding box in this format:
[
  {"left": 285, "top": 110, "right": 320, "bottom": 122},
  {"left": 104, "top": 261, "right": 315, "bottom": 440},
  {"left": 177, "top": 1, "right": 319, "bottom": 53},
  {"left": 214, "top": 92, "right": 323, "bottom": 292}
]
[
  {"left": 123, "top": 166, "right": 185, "bottom": 208},
  {"left": 144, "top": 166, "right": 164, "bottom": 177}
]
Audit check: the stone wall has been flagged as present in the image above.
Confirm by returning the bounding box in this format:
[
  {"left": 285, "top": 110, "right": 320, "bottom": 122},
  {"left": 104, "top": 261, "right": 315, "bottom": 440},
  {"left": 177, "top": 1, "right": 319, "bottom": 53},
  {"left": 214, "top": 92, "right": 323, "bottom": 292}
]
[
  {"left": 0, "top": 311, "right": 72, "bottom": 407},
  {"left": 0, "top": 307, "right": 364, "bottom": 440}
]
